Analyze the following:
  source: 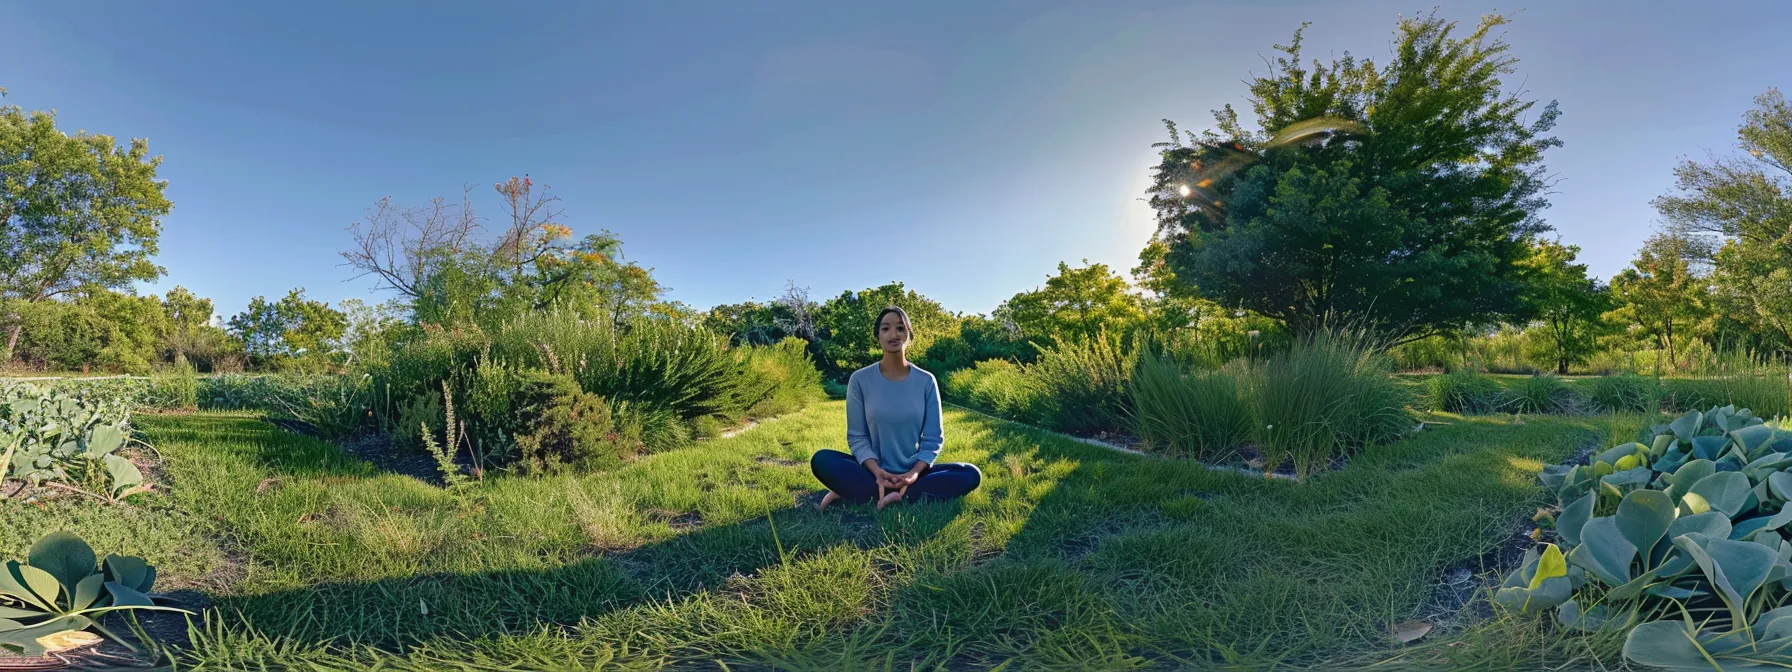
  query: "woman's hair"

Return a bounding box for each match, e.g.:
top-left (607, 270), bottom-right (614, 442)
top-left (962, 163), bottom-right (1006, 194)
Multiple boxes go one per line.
top-left (875, 306), bottom-right (914, 344)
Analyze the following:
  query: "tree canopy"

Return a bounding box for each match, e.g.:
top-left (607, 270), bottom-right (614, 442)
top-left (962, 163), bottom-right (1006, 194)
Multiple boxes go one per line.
top-left (1656, 89), bottom-right (1792, 355)
top-left (1146, 13), bottom-right (1559, 342)
top-left (0, 103), bottom-right (171, 359)
top-left (997, 260), bottom-right (1143, 345)
top-left (1517, 239), bottom-right (1609, 374)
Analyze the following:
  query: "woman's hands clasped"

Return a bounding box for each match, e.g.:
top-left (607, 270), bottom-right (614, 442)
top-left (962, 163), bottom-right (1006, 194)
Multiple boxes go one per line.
top-left (865, 459), bottom-right (925, 510)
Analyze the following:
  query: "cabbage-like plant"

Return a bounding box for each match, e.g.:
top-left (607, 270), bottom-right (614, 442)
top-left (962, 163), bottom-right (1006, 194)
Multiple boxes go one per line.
top-left (1513, 404), bottom-right (1792, 668)
top-left (1, 383), bottom-right (143, 499)
top-left (0, 532), bottom-right (187, 656)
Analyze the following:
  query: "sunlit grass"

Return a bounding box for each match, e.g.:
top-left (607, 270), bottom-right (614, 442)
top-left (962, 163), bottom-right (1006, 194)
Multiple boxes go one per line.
top-left (9, 402), bottom-right (1651, 668)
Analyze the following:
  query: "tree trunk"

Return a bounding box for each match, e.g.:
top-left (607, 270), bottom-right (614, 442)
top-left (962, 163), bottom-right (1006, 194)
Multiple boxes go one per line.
top-left (2, 322), bottom-right (20, 363)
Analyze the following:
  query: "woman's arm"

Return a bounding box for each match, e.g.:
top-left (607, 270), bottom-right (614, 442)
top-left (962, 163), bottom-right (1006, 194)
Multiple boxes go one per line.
top-left (846, 374), bottom-right (877, 465)
top-left (914, 374), bottom-right (944, 466)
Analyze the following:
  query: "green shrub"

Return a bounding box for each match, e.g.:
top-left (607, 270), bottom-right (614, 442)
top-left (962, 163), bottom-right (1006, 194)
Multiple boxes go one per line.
top-left (728, 338), bottom-right (824, 421)
top-left (1127, 352), bottom-right (1249, 459)
top-left (943, 359), bottom-right (1047, 425)
top-left (1029, 333), bottom-right (1136, 435)
top-left (1587, 374), bottom-right (1660, 413)
top-left (490, 313), bottom-right (744, 422)
top-left (509, 372), bottom-right (654, 474)
top-left (1510, 405), bottom-right (1792, 669)
top-left (1389, 333), bottom-right (1460, 372)
top-left (1247, 330), bottom-right (1409, 478)
top-left (1662, 371), bottom-right (1792, 419)
top-left (273, 374), bottom-right (373, 441)
top-left (145, 361), bottom-right (200, 410)
top-left (1427, 369), bottom-right (1507, 413)
top-left (392, 390), bottom-right (444, 452)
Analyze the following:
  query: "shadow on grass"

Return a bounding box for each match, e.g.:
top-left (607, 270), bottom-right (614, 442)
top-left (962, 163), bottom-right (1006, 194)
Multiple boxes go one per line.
top-left (202, 463), bottom-right (970, 654)
top-left (163, 409), bottom-right (1607, 669)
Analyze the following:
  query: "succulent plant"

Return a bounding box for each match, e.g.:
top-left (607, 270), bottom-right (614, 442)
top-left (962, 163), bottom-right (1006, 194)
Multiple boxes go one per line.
top-left (1514, 404), bottom-right (1792, 668)
top-left (0, 532), bottom-right (186, 656)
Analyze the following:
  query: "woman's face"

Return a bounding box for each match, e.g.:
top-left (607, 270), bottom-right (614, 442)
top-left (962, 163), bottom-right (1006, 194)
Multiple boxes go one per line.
top-left (877, 313), bottom-right (909, 354)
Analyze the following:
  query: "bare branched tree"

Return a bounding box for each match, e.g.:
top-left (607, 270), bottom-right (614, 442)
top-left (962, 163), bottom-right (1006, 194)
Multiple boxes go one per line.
top-left (341, 186), bottom-right (483, 298)
top-left (491, 175), bottom-right (566, 272)
top-left (775, 280), bottom-right (818, 341)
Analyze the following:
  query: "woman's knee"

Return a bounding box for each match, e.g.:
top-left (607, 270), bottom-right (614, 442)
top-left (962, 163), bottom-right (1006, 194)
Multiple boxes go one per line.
top-left (960, 463), bottom-right (983, 490)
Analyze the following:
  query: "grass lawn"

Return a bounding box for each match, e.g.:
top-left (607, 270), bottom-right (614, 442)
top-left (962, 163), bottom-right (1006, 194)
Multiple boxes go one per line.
top-left (1, 402), bottom-right (1644, 670)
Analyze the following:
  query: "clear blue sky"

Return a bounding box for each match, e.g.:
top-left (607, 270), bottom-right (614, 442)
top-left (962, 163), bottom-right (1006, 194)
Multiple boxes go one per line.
top-left (5, 1), bottom-right (1788, 320)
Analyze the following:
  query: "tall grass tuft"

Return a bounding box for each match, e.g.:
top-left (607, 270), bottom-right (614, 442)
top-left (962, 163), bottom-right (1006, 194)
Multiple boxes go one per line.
top-left (1509, 374), bottom-right (1573, 414)
top-left (1427, 369), bottom-right (1507, 414)
top-left (1587, 374), bottom-right (1659, 413)
top-left (1128, 352), bottom-right (1250, 459)
top-left (1029, 333), bottom-right (1137, 435)
top-left (1247, 329), bottom-right (1409, 478)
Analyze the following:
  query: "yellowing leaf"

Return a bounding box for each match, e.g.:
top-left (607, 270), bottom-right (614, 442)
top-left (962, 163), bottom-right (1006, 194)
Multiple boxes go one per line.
top-left (1681, 491), bottom-right (1711, 516)
top-left (1530, 544), bottom-right (1567, 590)
top-left (1615, 453), bottom-right (1641, 471)
top-left (36, 629), bottom-right (101, 653)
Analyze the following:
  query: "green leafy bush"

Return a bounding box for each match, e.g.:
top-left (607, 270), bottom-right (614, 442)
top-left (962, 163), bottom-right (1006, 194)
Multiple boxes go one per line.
top-left (1247, 330), bottom-right (1410, 477)
top-left (1427, 369), bottom-right (1507, 413)
top-left (1587, 374), bottom-right (1660, 413)
top-left (507, 371), bottom-right (657, 474)
top-left (1, 382), bottom-right (142, 499)
top-left (727, 338), bottom-right (824, 421)
top-left (1513, 405), bottom-right (1792, 668)
top-left (1028, 333), bottom-right (1137, 435)
top-left (489, 313), bottom-right (744, 422)
top-left (943, 359), bottom-right (1047, 425)
top-left (0, 531), bottom-right (184, 656)
top-left (1128, 352), bottom-right (1250, 459)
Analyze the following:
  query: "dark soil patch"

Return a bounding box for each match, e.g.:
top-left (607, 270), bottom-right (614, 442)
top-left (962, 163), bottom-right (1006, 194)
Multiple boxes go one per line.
top-left (646, 509), bottom-right (704, 531)
top-left (0, 589), bottom-right (210, 670)
top-left (335, 433), bottom-right (443, 484)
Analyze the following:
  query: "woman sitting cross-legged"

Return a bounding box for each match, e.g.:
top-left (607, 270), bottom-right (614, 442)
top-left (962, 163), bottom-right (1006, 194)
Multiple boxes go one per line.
top-left (812, 306), bottom-right (982, 511)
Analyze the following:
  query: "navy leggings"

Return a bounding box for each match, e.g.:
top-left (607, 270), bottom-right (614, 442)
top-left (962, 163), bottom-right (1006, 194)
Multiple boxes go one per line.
top-left (810, 450), bottom-right (982, 505)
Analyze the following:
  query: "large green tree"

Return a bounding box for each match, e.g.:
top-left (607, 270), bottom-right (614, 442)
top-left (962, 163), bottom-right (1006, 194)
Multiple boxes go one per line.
top-left (1604, 234), bottom-right (1713, 373)
top-left (159, 285), bottom-right (242, 370)
top-left (1655, 89), bottom-right (1792, 354)
top-left (0, 97), bottom-right (171, 360)
top-left (1517, 239), bottom-right (1610, 374)
top-left (813, 283), bottom-right (955, 376)
top-left (1145, 13), bottom-right (1559, 342)
top-left (228, 288), bottom-right (349, 370)
top-left (996, 260), bottom-right (1143, 345)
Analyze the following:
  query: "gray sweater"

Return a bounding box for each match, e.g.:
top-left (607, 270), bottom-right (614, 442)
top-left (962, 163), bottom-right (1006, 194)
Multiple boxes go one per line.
top-left (846, 362), bottom-right (944, 470)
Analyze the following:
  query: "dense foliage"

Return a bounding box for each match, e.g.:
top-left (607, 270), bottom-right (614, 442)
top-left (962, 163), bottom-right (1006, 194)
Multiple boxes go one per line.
top-left (1507, 406), bottom-right (1792, 668)
top-left (1, 101), bottom-right (171, 365)
top-left (0, 381), bottom-right (142, 500)
top-left (1147, 14), bottom-right (1559, 340)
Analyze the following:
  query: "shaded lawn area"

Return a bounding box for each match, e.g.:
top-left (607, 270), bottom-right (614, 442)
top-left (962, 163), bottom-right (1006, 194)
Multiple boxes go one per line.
top-left (3, 403), bottom-right (1641, 670)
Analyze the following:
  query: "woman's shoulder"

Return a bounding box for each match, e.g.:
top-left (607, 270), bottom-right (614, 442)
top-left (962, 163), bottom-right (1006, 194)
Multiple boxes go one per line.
top-left (908, 364), bottom-right (938, 385)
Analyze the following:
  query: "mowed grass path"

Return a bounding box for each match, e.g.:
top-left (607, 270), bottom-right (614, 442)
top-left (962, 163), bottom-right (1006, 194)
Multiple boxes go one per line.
top-left (4, 403), bottom-right (1634, 670)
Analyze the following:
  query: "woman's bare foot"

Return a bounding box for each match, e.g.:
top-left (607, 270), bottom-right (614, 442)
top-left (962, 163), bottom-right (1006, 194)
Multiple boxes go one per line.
top-left (817, 491), bottom-right (841, 513)
top-left (876, 488), bottom-right (906, 510)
